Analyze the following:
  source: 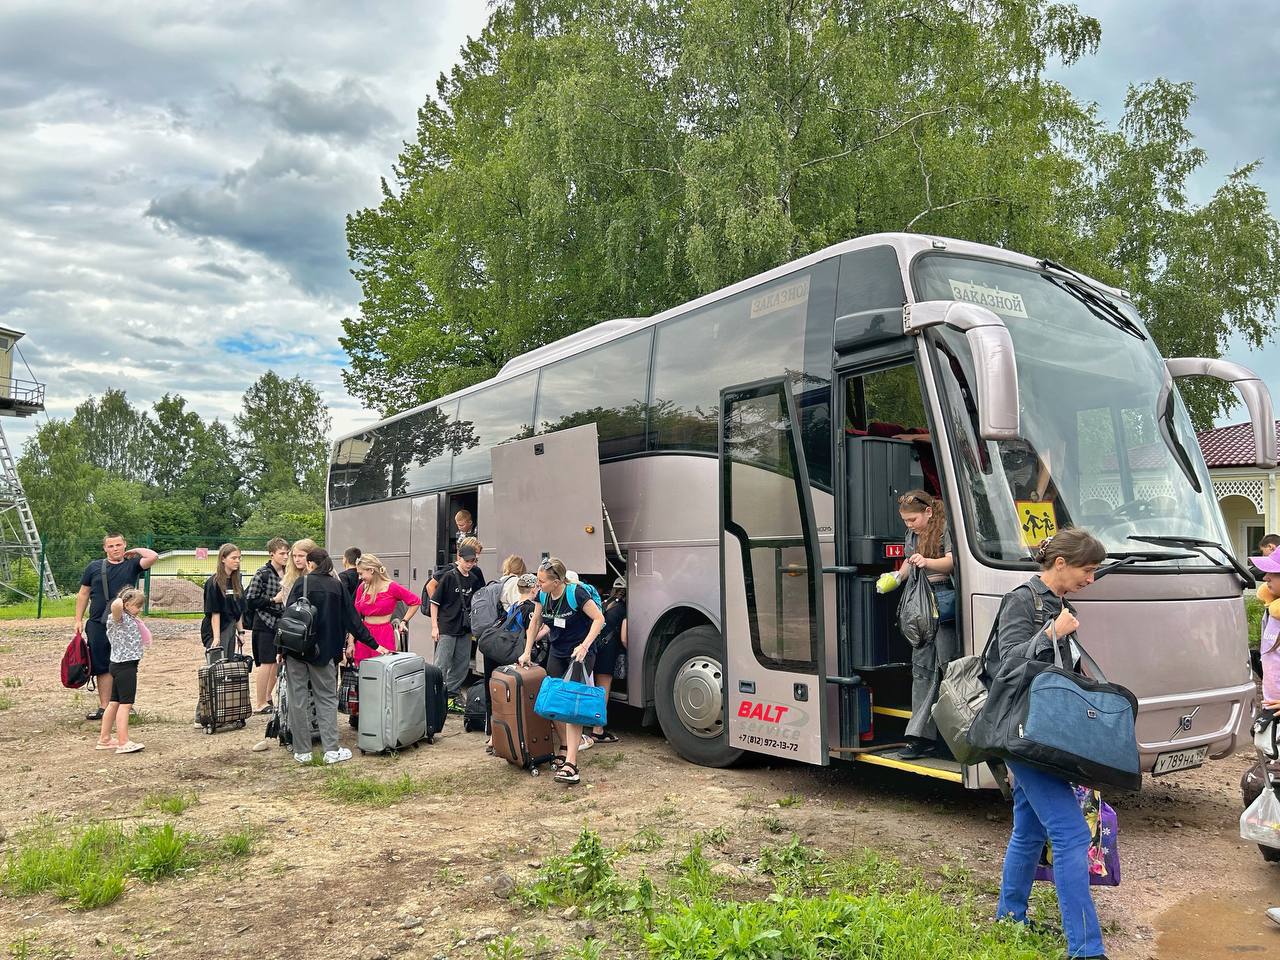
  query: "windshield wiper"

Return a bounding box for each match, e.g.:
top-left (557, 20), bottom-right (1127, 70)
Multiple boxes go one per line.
top-left (1095, 549), bottom-right (1197, 580)
top-left (1128, 535), bottom-right (1254, 588)
top-left (1039, 260), bottom-right (1147, 341)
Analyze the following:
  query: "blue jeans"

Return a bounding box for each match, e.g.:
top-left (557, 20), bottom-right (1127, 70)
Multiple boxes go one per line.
top-left (998, 760), bottom-right (1105, 958)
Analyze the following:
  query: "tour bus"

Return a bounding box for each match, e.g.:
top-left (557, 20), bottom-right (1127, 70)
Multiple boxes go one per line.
top-left (327, 232), bottom-right (1275, 788)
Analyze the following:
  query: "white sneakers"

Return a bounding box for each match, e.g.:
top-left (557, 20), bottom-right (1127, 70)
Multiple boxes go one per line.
top-left (1267, 906), bottom-right (1280, 926)
top-left (294, 748), bottom-right (354, 764)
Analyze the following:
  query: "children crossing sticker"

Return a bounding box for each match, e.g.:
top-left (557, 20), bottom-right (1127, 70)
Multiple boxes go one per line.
top-left (948, 279), bottom-right (1029, 318)
top-left (1016, 500), bottom-right (1058, 546)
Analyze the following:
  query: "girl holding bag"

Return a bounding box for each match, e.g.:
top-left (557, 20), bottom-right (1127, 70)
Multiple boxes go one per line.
top-left (993, 529), bottom-right (1107, 960)
top-left (894, 490), bottom-right (956, 760)
top-left (518, 557), bottom-right (605, 785)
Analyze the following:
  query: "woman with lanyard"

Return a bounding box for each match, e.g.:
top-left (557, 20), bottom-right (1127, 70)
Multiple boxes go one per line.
top-left (518, 557), bottom-right (605, 785)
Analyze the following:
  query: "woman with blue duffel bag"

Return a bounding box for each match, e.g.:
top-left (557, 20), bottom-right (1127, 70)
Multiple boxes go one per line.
top-left (985, 528), bottom-right (1111, 960)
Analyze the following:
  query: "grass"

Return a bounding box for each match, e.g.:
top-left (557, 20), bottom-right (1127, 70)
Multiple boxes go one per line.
top-left (0, 693), bottom-right (12, 711)
top-left (2, 817), bottom-right (256, 910)
top-left (141, 790), bottom-right (197, 816)
top-left (1248, 594), bottom-right (1263, 648)
top-left (0, 597), bottom-right (201, 621)
top-left (592, 750), bottom-right (627, 771)
top-left (776, 792), bottom-right (803, 808)
top-left (318, 769), bottom-right (462, 805)
top-left (1, 677), bottom-right (21, 688)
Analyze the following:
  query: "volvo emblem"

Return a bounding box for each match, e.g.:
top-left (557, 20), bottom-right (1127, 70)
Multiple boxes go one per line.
top-left (1171, 706), bottom-right (1200, 739)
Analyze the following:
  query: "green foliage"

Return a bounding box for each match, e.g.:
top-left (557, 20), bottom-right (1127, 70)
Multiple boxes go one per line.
top-left (141, 791), bottom-right (197, 816)
top-left (626, 825), bottom-right (665, 853)
top-left (775, 793), bottom-right (803, 808)
top-left (216, 824), bottom-right (260, 860)
top-left (344, 0), bottom-right (1280, 430)
top-left (233, 371), bottom-right (333, 501)
top-left (757, 835), bottom-right (824, 891)
top-left (322, 771), bottom-right (417, 804)
top-left (2, 818), bottom-right (256, 911)
top-left (484, 938), bottom-right (526, 960)
top-left (1247, 594), bottom-right (1263, 649)
top-left (238, 487), bottom-right (326, 544)
top-left (668, 837), bottom-right (721, 900)
top-left (0, 692), bottom-right (12, 711)
top-left (518, 829), bottom-right (651, 919)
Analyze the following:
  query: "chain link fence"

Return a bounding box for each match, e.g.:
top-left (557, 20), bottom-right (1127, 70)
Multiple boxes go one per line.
top-left (4, 534), bottom-right (325, 618)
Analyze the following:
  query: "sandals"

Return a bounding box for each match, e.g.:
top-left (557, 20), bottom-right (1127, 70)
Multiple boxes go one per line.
top-left (553, 761), bottom-right (580, 785)
top-left (115, 741), bottom-right (145, 755)
top-left (591, 730), bottom-right (620, 744)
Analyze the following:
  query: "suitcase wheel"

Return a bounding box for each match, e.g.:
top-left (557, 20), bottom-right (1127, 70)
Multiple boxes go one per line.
top-left (427, 735), bottom-right (435, 744)
top-left (530, 767), bottom-right (540, 777)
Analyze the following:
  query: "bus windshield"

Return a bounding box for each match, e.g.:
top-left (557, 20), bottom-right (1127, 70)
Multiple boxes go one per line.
top-left (913, 254), bottom-right (1228, 566)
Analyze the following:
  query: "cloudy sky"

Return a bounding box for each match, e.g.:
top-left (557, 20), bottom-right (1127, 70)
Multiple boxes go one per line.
top-left (3, 1), bottom-right (1279, 457)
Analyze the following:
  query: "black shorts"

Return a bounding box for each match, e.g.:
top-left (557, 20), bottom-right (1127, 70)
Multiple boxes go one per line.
top-left (593, 630), bottom-right (623, 677)
top-left (252, 626), bottom-right (278, 666)
top-left (85, 619), bottom-right (111, 676)
top-left (546, 650), bottom-right (597, 685)
top-left (109, 659), bottom-right (139, 705)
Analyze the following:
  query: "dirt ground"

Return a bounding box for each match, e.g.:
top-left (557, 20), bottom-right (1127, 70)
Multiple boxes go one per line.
top-left (0, 617), bottom-right (1275, 960)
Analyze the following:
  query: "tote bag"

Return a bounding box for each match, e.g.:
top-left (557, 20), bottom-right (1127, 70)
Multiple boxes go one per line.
top-left (534, 660), bottom-right (607, 728)
top-left (969, 624), bottom-right (1141, 792)
top-left (1035, 785), bottom-right (1121, 887)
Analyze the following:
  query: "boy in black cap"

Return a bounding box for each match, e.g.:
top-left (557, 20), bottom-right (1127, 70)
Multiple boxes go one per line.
top-left (431, 539), bottom-right (485, 709)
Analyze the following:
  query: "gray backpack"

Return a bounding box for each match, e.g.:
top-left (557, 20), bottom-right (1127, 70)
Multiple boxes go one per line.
top-left (469, 578), bottom-right (508, 634)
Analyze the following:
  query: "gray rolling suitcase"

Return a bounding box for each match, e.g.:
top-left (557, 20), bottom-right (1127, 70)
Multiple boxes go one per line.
top-left (358, 652), bottom-right (428, 754)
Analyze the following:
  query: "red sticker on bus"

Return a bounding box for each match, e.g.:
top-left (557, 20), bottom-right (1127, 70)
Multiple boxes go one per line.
top-left (884, 544), bottom-right (905, 558)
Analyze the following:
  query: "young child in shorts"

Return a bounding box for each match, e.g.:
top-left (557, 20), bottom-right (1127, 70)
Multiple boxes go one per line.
top-left (97, 586), bottom-right (151, 754)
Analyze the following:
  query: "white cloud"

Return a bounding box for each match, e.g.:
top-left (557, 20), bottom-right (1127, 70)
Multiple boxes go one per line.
top-left (0, 0), bottom-right (491, 456)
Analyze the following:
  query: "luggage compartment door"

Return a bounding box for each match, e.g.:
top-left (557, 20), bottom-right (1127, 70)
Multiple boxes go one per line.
top-left (721, 378), bottom-right (828, 765)
top-left (406, 493), bottom-right (438, 659)
top-left (490, 423), bottom-right (607, 575)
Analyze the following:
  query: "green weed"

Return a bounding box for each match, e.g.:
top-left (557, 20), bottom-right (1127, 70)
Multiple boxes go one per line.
top-left (484, 936), bottom-right (526, 959)
top-left (559, 942), bottom-right (604, 960)
top-left (704, 825), bottom-right (730, 847)
top-left (518, 829), bottom-right (651, 919)
top-left (0, 645), bottom-right (13, 654)
top-left (592, 751), bottom-right (627, 772)
top-left (7, 934), bottom-right (33, 959)
top-left (652, 803), bottom-right (679, 821)
top-left (129, 711), bottom-right (176, 726)
top-left (3, 818), bottom-right (255, 910)
top-left (1, 677), bottom-right (21, 688)
top-left (757, 835), bottom-right (824, 892)
top-left (668, 836), bottom-right (721, 900)
top-left (0, 693), bottom-right (12, 711)
top-left (216, 824), bottom-right (259, 859)
top-left (760, 814), bottom-right (784, 834)
top-left (626, 825), bottom-right (665, 853)
top-left (322, 770), bottom-right (419, 804)
top-left (776, 792), bottom-right (803, 808)
top-left (142, 790), bottom-right (197, 816)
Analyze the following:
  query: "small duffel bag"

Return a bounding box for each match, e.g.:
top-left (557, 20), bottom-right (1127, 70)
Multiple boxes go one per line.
top-left (533, 660), bottom-right (607, 728)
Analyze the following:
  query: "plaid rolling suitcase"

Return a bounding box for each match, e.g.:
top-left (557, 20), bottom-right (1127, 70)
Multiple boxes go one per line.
top-left (196, 658), bottom-right (251, 733)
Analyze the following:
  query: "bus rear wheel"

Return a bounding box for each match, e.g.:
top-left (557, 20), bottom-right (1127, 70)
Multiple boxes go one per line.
top-left (654, 625), bottom-right (743, 768)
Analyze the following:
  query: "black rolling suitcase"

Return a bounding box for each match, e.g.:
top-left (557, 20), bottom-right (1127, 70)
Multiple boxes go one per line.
top-left (463, 679), bottom-right (487, 732)
top-left (424, 662), bottom-right (448, 743)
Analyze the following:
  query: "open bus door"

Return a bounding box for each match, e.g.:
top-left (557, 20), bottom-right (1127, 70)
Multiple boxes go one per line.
top-left (720, 378), bottom-right (828, 765)
top-left (490, 422), bottom-right (607, 575)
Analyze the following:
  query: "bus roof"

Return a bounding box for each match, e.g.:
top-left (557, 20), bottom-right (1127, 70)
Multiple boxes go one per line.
top-left (333, 232), bottom-right (1126, 444)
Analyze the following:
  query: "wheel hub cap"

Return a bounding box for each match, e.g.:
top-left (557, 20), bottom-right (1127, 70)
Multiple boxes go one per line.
top-left (673, 656), bottom-right (724, 739)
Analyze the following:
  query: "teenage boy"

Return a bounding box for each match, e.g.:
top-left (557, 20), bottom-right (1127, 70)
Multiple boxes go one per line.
top-left (339, 546), bottom-right (362, 598)
top-left (454, 509), bottom-right (475, 545)
top-left (74, 533), bottom-right (159, 719)
top-left (431, 539), bottom-right (485, 709)
top-left (245, 537), bottom-right (289, 713)
top-left (1260, 535), bottom-right (1280, 558)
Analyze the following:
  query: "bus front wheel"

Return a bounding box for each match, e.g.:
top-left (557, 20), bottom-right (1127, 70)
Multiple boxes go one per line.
top-left (654, 625), bottom-right (743, 768)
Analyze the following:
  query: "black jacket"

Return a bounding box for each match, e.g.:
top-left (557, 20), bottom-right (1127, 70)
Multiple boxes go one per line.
top-left (287, 573), bottom-right (373, 665)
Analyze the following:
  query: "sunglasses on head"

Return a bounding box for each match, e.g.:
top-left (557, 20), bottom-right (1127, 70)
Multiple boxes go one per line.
top-left (898, 494), bottom-right (931, 507)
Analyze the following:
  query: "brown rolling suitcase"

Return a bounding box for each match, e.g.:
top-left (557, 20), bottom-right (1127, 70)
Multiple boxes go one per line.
top-left (489, 664), bottom-right (557, 775)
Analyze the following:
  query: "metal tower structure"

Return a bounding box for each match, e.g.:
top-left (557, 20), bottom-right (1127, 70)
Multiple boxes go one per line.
top-left (0, 325), bottom-right (57, 600)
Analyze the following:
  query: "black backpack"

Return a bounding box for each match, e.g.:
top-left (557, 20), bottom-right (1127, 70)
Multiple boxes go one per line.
top-left (275, 575), bottom-right (317, 658)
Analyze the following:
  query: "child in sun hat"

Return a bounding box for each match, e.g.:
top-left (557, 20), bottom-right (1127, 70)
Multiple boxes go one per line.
top-left (1253, 552), bottom-right (1280, 709)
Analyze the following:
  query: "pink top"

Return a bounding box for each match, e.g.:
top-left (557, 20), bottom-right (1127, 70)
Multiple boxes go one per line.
top-left (353, 580), bottom-right (421, 664)
top-left (1263, 612), bottom-right (1280, 703)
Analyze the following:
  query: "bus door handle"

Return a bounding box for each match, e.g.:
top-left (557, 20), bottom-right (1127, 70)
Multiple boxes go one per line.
top-left (822, 566), bottom-right (858, 575)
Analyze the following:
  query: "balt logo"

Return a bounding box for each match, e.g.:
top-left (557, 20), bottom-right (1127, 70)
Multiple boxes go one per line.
top-left (884, 544), bottom-right (905, 558)
top-left (737, 699), bottom-right (790, 723)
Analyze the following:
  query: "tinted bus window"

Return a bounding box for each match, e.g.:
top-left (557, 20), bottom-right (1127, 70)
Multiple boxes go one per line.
top-left (534, 330), bottom-right (652, 459)
top-left (401, 400), bottom-right (461, 493)
top-left (452, 373), bottom-right (539, 484)
top-left (651, 262), bottom-right (836, 480)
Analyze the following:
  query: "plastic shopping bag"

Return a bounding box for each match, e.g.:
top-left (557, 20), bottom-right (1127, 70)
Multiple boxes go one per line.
top-left (1241, 783), bottom-right (1280, 849)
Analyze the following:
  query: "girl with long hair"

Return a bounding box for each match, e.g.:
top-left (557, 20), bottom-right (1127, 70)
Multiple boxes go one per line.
top-left (352, 553), bottom-right (419, 664)
top-left (895, 490), bottom-right (955, 759)
top-left (202, 543), bottom-right (244, 660)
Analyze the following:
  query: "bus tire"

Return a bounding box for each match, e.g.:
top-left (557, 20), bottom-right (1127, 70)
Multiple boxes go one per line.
top-left (654, 625), bottom-right (743, 768)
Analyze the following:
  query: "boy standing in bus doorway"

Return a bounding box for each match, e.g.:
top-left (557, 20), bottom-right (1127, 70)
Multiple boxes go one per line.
top-left (454, 510), bottom-right (476, 547)
top-left (431, 540), bottom-right (485, 710)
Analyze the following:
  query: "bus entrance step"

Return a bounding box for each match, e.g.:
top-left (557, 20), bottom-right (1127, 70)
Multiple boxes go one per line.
top-left (854, 751), bottom-right (964, 783)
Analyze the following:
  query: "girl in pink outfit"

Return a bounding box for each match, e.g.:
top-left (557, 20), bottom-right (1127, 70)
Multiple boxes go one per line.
top-left (352, 554), bottom-right (421, 664)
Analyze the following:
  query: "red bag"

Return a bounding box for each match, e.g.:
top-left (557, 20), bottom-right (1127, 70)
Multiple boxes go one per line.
top-left (60, 630), bottom-right (93, 689)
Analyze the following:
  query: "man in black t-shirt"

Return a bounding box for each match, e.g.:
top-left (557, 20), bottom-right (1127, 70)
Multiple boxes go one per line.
top-left (74, 533), bottom-right (159, 719)
top-left (339, 546), bottom-right (362, 599)
top-left (430, 541), bottom-right (485, 706)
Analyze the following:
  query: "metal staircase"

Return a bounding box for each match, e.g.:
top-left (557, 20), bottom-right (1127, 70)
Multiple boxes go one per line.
top-left (0, 418), bottom-right (57, 599)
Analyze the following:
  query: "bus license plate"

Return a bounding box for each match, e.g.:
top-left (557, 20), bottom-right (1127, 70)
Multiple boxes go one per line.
top-left (1152, 745), bottom-right (1208, 776)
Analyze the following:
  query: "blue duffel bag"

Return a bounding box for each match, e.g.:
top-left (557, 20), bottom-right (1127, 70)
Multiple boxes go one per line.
top-left (968, 626), bottom-right (1141, 792)
top-left (534, 660), bottom-right (607, 728)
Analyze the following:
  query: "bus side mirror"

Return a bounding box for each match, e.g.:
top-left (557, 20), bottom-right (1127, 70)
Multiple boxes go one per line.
top-left (904, 300), bottom-right (1020, 441)
top-left (1166, 357), bottom-right (1277, 468)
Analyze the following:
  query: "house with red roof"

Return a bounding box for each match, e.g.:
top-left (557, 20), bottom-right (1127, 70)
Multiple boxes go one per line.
top-left (1196, 420), bottom-right (1280, 556)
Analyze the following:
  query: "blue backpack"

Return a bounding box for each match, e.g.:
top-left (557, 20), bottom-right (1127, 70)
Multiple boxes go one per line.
top-left (565, 580), bottom-right (602, 612)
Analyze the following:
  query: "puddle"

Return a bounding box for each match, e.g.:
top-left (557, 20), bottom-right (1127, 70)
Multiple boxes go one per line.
top-left (1154, 888), bottom-right (1276, 958)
